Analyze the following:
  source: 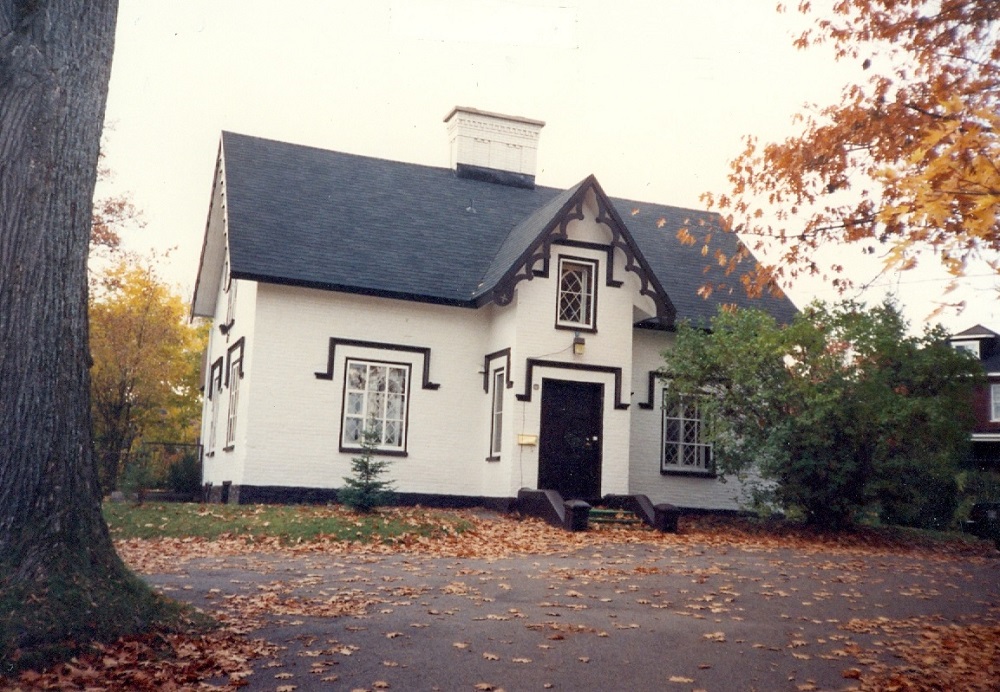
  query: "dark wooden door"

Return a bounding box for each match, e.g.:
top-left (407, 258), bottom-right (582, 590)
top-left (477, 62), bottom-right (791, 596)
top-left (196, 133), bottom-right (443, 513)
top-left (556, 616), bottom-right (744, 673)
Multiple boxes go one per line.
top-left (538, 379), bottom-right (603, 501)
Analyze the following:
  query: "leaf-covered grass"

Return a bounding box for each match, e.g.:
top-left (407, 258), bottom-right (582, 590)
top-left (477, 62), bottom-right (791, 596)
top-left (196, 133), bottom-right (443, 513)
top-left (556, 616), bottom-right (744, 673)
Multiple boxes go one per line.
top-left (103, 502), bottom-right (474, 543)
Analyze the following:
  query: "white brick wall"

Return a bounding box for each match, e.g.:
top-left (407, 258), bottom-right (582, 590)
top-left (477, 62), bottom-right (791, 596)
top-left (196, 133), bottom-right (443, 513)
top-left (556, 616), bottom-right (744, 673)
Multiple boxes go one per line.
top-left (200, 260), bottom-right (257, 487)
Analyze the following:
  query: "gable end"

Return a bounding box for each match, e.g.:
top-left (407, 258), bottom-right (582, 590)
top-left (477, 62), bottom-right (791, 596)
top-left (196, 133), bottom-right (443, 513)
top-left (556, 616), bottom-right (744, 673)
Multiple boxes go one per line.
top-left (482, 176), bottom-right (676, 326)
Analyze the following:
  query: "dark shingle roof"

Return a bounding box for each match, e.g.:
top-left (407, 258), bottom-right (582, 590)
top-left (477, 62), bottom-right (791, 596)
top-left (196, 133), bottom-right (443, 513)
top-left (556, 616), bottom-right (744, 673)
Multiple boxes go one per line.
top-left (220, 131), bottom-right (798, 325)
top-left (951, 324), bottom-right (1000, 340)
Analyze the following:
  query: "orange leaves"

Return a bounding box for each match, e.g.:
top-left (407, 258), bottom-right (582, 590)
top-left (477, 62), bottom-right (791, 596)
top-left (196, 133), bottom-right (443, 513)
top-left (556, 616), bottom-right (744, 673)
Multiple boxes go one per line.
top-left (842, 617), bottom-right (1000, 690)
top-left (703, 0), bottom-right (1000, 296)
top-left (8, 629), bottom-right (277, 691)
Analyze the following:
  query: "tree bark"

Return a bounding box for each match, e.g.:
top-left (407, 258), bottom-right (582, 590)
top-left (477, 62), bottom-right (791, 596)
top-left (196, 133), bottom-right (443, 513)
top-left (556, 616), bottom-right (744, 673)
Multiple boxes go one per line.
top-left (0, 0), bottom-right (175, 666)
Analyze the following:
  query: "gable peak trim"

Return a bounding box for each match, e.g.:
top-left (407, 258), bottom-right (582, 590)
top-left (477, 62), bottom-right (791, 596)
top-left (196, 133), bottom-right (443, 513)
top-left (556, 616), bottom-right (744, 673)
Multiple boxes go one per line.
top-left (487, 176), bottom-right (676, 325)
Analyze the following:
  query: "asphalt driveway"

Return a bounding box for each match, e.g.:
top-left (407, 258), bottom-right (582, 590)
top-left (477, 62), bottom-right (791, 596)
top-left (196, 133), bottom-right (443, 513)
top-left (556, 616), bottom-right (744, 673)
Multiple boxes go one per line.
top-left (144, 529), bottom-right (1000, 691)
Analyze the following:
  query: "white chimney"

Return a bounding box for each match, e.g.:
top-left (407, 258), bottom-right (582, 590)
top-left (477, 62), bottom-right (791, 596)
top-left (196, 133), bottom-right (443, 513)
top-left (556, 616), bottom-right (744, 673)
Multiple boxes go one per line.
top-left (444, 106), bottom-right (545, 188)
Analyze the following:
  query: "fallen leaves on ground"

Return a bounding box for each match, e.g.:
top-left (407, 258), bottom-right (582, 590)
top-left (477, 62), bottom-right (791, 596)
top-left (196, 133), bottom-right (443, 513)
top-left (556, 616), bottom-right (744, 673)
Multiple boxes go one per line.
top-left (6, 628), bottom-right (277, 690)
top-left (6, 509), bottom-right (996, 690)
top-left (842, 616), bottom-right (1000, 691)
top-left (115, 510), bottom-right (998, 576)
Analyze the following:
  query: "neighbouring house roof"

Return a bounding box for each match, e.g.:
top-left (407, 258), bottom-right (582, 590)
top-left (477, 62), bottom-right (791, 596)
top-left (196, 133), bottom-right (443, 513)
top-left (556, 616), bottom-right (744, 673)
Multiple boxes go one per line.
top-left (951, 324), bottom-right (1000, 341)
top-left (195, 131), bottom-right (798, 326)
top-left (950, 324), bottom-right (1000, 374)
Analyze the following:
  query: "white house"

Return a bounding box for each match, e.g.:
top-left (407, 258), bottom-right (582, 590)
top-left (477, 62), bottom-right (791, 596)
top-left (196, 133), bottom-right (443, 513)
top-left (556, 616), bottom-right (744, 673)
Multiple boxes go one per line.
top-left (191, 107), bottom-right (798, 513)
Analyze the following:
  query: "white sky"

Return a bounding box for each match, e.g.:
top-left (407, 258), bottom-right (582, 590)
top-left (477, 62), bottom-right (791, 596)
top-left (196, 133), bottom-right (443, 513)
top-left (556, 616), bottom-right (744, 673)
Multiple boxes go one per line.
top-left (99, 0), bottom-right (999, 333)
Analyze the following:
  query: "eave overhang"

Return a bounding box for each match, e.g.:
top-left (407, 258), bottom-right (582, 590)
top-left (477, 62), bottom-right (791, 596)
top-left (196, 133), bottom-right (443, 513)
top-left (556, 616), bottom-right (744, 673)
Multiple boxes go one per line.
top-left (190, 141), bottom-right (228, 319)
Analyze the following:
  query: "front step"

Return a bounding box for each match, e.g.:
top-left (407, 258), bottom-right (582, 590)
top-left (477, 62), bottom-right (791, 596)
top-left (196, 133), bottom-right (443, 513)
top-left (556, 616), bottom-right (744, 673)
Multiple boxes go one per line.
top-left (588, 507), bottom-right (642, 526)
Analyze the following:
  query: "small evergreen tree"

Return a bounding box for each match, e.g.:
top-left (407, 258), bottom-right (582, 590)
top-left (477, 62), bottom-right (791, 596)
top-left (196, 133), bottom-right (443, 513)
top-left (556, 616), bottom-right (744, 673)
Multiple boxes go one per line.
top-left (339, 424), bottom-right (395, 513)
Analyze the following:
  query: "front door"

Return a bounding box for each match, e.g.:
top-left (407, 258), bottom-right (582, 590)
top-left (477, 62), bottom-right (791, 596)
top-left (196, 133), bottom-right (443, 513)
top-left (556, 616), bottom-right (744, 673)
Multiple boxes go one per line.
top-left (538, 379), bottom-right (603, 501)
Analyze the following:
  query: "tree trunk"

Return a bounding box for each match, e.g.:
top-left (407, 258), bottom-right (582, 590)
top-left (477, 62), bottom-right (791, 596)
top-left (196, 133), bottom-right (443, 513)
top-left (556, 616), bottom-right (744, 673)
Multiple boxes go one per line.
top-left (0, 1), bottom-right (178, 667)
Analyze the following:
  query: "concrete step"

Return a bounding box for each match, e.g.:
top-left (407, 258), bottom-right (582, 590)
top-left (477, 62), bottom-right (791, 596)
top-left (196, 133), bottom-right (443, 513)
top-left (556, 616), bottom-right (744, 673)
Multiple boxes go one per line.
top-left (588, 508), bottom-right (642, 525)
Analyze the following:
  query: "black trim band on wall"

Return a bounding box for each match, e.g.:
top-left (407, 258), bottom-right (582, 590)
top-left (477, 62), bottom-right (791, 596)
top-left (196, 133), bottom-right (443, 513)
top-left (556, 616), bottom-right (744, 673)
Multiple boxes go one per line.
top-left (208, 357), bottom-right (224, 400)
top-left (483, 347), bottom-right (514, 392)
top-left (314, 337), bottom-right (440, 390)
top-left (224, 337), bottom-right (245, 386)
top-left (514, 358), bottom-right (629, 410)
top-left (553, 239), bottom-right (624, 288)
top-left (638, 371), bottom-right (658, 409)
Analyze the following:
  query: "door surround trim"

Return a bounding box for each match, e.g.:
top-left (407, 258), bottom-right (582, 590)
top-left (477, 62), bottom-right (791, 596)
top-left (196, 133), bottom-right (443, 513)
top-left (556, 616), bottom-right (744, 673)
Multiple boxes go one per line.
top-left (514, 359), bottom-right (630, 410)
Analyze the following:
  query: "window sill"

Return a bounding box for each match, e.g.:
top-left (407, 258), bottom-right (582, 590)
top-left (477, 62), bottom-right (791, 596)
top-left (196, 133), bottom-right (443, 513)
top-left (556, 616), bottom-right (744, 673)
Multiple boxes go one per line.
top-left (205, 451), bottom-right (215, 458)
top-left (555, 323), bottom-right (597, 334)
top-left (222, 444), bottom-right (235, 452)
top-left (339, 446), bottom-right (408, 458)
top-left (485, 455), bottom-right (500, 462)
top-left (660, 468), bottom-right (716, 479)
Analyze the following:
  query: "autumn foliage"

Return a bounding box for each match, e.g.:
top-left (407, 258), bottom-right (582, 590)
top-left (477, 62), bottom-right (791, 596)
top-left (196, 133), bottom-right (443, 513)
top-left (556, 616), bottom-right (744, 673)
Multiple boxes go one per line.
top-left (89, 259), bottom-right (207, 493)
top-left (700, 0), bottom-right (999, 301)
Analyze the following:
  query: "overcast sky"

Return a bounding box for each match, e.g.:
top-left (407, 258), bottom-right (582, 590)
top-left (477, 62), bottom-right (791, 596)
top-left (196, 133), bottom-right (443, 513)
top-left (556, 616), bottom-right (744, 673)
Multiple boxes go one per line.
top-left (99, 0), bottom-right (998, 332)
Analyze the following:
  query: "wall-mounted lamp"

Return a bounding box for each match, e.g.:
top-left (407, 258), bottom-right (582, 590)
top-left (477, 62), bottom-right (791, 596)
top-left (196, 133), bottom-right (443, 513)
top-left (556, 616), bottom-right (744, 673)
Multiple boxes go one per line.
top-left (572, 332), bottom-right (586, 356)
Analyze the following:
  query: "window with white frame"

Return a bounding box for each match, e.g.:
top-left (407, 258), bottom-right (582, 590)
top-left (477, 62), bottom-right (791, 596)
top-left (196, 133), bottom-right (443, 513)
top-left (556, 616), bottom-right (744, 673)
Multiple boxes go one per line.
top-left (661, 390), bottom-right (713, 473)
top-left (226, 276), bottom-right (238, 327)
top-left (225, 358), bottom-right (241, 448)
top-left (556, 257), bottom-right (596, 329)
top-left (207, 358), bottom-right (223, 454)
top-left (342, 360), bottom-right (410, 451)
top-left (489, 367), bottom-right (505, 458)
top-left (224, 339), bottom-right (244, 449)
top-left (953, 340), bottom-right (980, 358)
top-left (992, 383), bottom-right (1000, 422)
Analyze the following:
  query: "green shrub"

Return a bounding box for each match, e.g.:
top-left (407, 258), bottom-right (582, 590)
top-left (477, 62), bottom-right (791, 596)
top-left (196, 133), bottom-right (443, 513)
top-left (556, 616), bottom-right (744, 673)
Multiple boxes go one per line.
top-left (338, 424), bottom-right (395, 513)
top-left (167, 452), bottom-right (202, 496)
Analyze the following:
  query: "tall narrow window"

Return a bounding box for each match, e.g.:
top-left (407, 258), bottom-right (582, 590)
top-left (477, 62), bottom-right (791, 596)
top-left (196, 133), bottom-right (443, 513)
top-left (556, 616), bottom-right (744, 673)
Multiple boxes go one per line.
top-left (224, 340), bottom-right (244, 449)
top-left (207, 358), bottom-right (223, 454)
top-left (661, 391), bottom-right (712, 474)
top-left (225, 358), bottom-right (241, 448)
top-left (226, 277), bottom-right (238, 327)
top-left (992, 383), bottom-right (1000, 422)
top-left (557, 257), bottom-right (596, 330)
top-left (342, 360), bottom-right (410, 451)
top-left (489, 368), bottom-right (505, 458)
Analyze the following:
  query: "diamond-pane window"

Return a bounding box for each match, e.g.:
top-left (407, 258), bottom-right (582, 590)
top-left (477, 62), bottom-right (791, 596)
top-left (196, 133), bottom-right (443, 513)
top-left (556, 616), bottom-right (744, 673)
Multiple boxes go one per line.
top-left (661, 390), bottom-right (712, 473)
top-left (342, 360), bottom-right (410, 451)
top-left (557, 258), bottom-right (596, 329)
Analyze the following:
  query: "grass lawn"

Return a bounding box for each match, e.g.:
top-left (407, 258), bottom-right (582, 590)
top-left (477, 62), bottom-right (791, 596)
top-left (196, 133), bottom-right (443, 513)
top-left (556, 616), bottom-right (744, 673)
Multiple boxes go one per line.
top-left (103, 502), bottom-right (474, 543)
